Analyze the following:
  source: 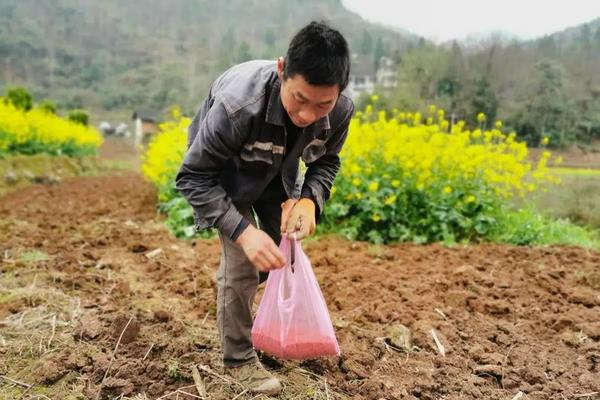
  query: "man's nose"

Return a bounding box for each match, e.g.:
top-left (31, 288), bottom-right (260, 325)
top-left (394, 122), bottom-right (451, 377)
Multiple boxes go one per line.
top-left (298, 107), bottom-right (316, 125)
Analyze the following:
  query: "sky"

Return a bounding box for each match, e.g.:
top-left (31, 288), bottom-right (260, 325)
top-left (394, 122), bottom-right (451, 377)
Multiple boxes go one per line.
top-left (341, 0), bottom-right (600, 43)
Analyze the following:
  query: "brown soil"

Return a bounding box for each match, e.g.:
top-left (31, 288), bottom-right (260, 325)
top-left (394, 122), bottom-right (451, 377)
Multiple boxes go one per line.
top-left (1, 173), bottom-right (599, 399)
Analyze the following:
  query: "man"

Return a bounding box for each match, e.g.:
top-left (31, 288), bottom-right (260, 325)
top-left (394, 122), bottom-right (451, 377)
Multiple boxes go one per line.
top-left (176, 21), bottom-right (353, 395)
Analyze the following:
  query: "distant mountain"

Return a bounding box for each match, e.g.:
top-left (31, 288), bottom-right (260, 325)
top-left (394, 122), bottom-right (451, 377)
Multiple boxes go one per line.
top-left (534, 17), bottom-right (600, 48)
top-left (0, 0), bottom-right (419, 122)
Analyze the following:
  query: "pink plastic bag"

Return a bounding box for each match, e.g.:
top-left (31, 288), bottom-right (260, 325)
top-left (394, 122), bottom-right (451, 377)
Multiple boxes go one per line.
top-left (251, 235), bottom-right (340, 360)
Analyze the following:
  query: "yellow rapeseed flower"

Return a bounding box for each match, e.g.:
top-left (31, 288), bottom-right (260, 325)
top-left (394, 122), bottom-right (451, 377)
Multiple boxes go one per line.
top-left (0, 101), bottom-right (102, 155)
top-left (368, 181), bottom-right (379, 192)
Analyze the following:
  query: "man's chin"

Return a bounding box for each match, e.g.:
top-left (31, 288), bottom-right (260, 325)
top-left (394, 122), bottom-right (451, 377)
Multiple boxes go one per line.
top-left (292, 119), bottom-right (311, 128)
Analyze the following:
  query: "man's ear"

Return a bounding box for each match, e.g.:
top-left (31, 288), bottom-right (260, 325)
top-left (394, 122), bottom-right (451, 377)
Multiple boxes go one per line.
top-left (276, 57), bottom-right (284, 80)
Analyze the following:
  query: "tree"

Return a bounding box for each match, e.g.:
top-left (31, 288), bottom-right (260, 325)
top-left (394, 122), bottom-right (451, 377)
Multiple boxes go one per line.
top-left (38, 99), bottom-right (56, 114)
top-left (236, 41), bottom-right (252, 64)
top-left (470, 77), bottom-right (498, 128)
top-left (594, 26), bottom-right (600, 53)
top-left (580, 23), bottom-right (592, 60)
top-left (510, 60), bottom-right (575, 146)
top-left (360, 29), bottom-right (373, 55)
top-left (437, 75), bottom-right (461, 98)
top-left (264, 28), bottom-right (276, 47)
top-left (68, 109), bottom-right (89, 126)
top-left (216, 27), bottom-right (237, 71)
top-left (373, 37), bottom-right (385, 70)
top-left (6, 86), bottom-right (32, 111)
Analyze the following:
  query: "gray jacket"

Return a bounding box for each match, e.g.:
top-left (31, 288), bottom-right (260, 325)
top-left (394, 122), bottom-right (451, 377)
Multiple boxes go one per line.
top-left (175, 60), bottom-right (354, 238)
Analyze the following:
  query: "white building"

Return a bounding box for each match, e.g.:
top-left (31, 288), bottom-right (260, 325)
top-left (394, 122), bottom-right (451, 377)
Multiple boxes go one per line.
top-left (346, 55), bottom-right (398, 100)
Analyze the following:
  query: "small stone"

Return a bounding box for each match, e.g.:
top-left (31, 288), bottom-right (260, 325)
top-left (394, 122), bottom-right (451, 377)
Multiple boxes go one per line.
top-left (385, 323), bottom-right (412, 351)
top-left (4, 170), bottom-right (18, 184)
top-left (480, 352), bottom-right (505, 365)
top-left (467, 344), bottom-right (485, 361)
top-left (578, 371), bottom-right (599, 388)
top-left (474, 364), bottom-right (503, 380)
top-left (560, 331), bottom-right (581, 348)
top-left (340, 359), bottom-right (369, 379)
top-left (154, 310), bottom-right (171, 322)
top-left (33, 360), bottom-right (67, 384)
top-left (569, 289), bottom-right (600, 307)
top-left (578, 322), bottom-right (600, 340)
top-left (129, 244), bottom-right (148, 253)
top-left (73, 314), bottom-right (103, 340)
top-left (485, 299), bottom-right (511, 315)
top-left (101, 378), bottom-right (134, 396)
top-left (23, 170), bottom-right (34, 181)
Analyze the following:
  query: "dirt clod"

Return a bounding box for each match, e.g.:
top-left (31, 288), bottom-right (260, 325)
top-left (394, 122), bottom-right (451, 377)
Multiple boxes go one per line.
top-left (112, 315), bottom-right (140, 344)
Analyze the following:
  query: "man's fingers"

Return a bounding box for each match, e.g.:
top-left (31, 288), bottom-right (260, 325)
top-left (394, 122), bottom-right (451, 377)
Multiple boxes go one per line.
top-left (268, 242), bottom-right (287, 268)
top-left (251, 256), bottom-right (268, 272)
top-left (260, 249), bottom-right (281, 270)
top-left (280, 208), bottom-right (291, 232)
top-left (294, 225), bottom-right (310, 241)
top-left (280, 200), bottom-right (297, 232)
top-left (286, 211), bottom-right (299, 234)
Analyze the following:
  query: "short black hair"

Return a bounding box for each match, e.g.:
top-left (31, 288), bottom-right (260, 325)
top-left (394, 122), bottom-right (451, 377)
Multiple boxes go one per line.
top-left (284, 21), bottom-right (350, 91)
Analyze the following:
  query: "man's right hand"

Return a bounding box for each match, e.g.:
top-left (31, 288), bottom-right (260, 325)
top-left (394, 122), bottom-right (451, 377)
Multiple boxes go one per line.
top-left (235, 225), bottom-right (286, 272)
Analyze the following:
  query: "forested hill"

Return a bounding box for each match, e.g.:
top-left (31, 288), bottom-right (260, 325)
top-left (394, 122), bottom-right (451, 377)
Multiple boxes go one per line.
top-left (0, 0), bottom-right (418, 118)
top-left (1, 1), bottom-right (599, 145)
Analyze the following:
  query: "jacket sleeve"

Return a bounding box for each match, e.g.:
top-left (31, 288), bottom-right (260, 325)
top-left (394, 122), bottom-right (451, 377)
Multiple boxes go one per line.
top-left (175, 98), bottom-right (249, 238)
top-left (301, 102), bottom-right (354, 218)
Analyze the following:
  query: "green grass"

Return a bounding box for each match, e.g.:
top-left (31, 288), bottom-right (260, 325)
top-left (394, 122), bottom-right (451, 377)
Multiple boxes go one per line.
top-left (18, 250), bottom-right (50, 263)
top-left (492, 206), bottom-right (600, 250)
top-left (529, 168), bottom-right (600, 229)
top-left (551, 167), bottom-right (600, 176)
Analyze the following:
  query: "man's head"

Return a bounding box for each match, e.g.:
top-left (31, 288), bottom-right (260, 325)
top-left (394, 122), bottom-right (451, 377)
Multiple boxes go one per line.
top-left (277, 21), bottom-right (350, 128)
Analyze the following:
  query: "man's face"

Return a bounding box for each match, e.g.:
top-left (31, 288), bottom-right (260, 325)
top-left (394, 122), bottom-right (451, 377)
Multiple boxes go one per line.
top-left (277, 58), bottom-right (339, 128)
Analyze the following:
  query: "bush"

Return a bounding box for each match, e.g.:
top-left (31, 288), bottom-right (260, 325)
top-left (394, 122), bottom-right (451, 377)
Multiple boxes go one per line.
top-left (5, 86), bottom-right (32, 111)
top-left (321, 103), bottom-right (559, 244)
top-left (67, 109), bottom-right (89, 126)
top-left (141, 107), bottom-right (214, 239)
top-left (38, 100), bottom-right (57, 114)
top-left (141, 101), bottom-right (598, 248)
top-left (0, 100), bottom-right (102, 156)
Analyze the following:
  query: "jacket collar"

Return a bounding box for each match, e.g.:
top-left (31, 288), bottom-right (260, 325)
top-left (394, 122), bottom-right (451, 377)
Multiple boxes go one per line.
top-left (265, 79), bottom-right (331, 130)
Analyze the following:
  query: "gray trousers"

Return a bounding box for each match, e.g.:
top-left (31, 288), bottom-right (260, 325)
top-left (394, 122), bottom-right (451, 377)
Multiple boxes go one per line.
top-left (216, 190), bottom-right (285, 368)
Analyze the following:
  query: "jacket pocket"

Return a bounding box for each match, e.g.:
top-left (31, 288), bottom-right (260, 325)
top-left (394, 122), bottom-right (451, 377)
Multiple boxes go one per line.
top-left (301, 138), bottom-right (327, 164)
top-left (239, 141), bottom-right (283, 170)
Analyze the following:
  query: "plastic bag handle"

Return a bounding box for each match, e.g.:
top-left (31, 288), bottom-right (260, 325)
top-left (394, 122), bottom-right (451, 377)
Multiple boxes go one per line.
top-left (278, 234), bottom-right (299, 306)
top-left (289, 233), bottom-right (296, 272)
